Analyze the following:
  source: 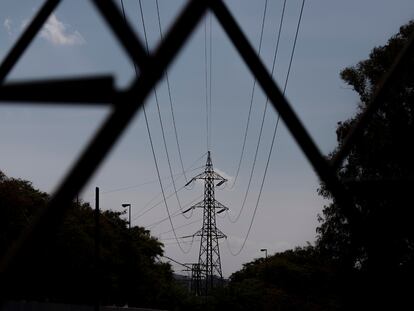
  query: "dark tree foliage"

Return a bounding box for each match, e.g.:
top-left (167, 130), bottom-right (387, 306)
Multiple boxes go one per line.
top-left (0, 171), bottom-right (188, 309)
top-left (317, 20), bottom-right (414, 308)
top-left (205, 246), bottom-right (343, 311)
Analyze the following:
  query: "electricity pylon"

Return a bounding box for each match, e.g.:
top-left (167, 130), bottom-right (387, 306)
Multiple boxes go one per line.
top-left (184, 151), bottom-right (228, 295)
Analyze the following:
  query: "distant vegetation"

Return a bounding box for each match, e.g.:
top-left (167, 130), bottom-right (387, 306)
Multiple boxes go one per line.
top-left (1, 19), bottom-right (413, 311)
top-left (202, 246), bottom-right (344, 311)
top-left (0, 170), bottom-right (191, 310)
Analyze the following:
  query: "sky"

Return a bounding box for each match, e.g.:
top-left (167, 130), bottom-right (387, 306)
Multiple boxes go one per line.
top-left (0, 0), bottom-right (413, 277)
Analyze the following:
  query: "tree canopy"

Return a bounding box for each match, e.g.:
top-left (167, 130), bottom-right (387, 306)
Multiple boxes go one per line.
top-left (0, 171), bottom-right (189, 309)
top-left (317, 20), bottom-right (414, 308)
top-left (204, 246), bottom-right (343, 311)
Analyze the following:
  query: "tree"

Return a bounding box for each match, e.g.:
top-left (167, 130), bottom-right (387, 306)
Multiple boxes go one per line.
top-left (208, 246), bottom-right (343, 311)
top-left (317, 20), bottom-right (414, 308)
top-left (0, 171), bottom-right (188, 309)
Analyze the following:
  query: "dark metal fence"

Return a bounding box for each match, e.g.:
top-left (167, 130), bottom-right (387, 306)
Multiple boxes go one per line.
top-left (0, 0), bottom-right (413, 290)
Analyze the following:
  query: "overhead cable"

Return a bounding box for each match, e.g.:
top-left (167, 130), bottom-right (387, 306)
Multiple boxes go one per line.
top-left (132, 185), bottom-right (185, 222)
top-left (157, 217), bottom-right (203, 236)
top-left (138, 0), bottom-right (191, 221)
top-left (227, 0), bottom-right (286, 223)
top-left (121, 0), bottom-right (189, 253)
top-left (155, 0), bottom-right (188, 182)
top-left (130, 154), bottom-right (207, 222)
top-left (146, 194), bottom-right (203, 229)
top-left (131, 166), bottom-right (205, 222)
top-left (204, 15), bottom-right (210, 151)
top-left (131, 152), bottom-right (207, 217)
top-left (102, 164), bottom-right (201, 195)
top-left (229, 0), bottom-right (269, 189)
top-left (209, 12), bottom-right (213, 151)
top-left (227, 0), bottom-right (306, 256)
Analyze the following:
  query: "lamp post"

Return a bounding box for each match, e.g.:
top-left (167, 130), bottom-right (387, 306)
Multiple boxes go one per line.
top-left (260, 248), bottom-right (268, 259)
top-left (122, 203), bottom-right (131, 229)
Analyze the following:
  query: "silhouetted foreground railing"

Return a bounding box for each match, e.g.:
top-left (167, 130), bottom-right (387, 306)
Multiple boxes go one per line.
top-left (0, 0), bottom-right (413, 303)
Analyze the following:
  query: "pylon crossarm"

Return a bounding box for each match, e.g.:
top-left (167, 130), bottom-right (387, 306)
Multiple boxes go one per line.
top-left (182, 206), bottom-right (195, 213)
top-left (188, 200), bottom-right (205, 210)
top-left (185, 174), bottom-right (205, 186)
top-left (215, 228), bottom-right (226, 239)
top-left (193, 228), bottom-right (203, 237)
top-left (184, 171), bottom-right (208, 185)
top-left (211, 171), bottom-right (227, 182)
top-left (180, 234), bottom-right (196, 239)
top-left (184, 178), bottom-right (194, 187)
top-left (214, 200), bottom-right (228, 210)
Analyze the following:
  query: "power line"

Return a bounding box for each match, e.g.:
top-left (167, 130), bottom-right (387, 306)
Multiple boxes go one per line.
top-left (157, 217), bottom-right (203, 236)
top-left (203, 12), bottom-right (214, 152)
top-left (130, 152), bottom-right (207, 217)
top-left (209, 12), bottom-right (213, 151)
top-left (229, 0), bottom-right (269, 190)
top-left (102, 164), bottom-right (201, 195)
top-left (227, 0), bottom-right (306, 256)
top-left (160, 255), bottom-right (191, 270)
top-left (155, 0), bottom-right (188, 183)
top-left (138, 0), bottom-right (191, 221)
top-left (226, 0), bottom-right (287, 223)
top-left (146, 194), bottom-right (203, 229)
top-left (150, 210), bottom-right (184, 230)
top-left (130, 164), bottom-right (205, 222)
top-left (129, 155), bottom-right (206, 222)
top-left (157, 235), bottom-right (193, 241)
top-left (204, 15), bottom-right (210, 151)
top-left (162, 238), bottom-right (199, 247)
top-left (145, 205), bottom-right (189, 230)
top-left (160, 235), bottom-right (196, 252)
top-left (121, 0), bottom-right (190, 254)
top-left (131, 184), bottom-right (185, 221)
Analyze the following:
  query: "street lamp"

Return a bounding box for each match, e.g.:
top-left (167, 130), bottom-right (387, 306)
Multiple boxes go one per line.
top-left (260, 248), bottom-right (268, 259)
top-left (122, 203), bottom-right (131, 229)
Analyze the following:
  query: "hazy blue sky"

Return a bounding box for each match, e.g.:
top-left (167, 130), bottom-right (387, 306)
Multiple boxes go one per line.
top-left (1, 0), bottom-right (413, 277)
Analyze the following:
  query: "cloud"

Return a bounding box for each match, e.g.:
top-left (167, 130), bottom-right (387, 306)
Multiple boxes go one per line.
top-left (4, 18), bottom-right (13, 35)
top-left (38, 13), bottom-right (85, 46)
top-left (215, 168), bottom-right (234, 184)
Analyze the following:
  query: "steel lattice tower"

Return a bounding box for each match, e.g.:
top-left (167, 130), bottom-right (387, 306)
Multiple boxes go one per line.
top-left (184, 151), bottom-right (228, 295)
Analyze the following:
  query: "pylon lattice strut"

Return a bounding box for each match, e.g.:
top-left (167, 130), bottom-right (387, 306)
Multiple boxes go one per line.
top-left (184, 151), bottom-right (228, 295)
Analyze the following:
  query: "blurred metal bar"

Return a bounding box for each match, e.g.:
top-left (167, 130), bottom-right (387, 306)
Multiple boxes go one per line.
top-left (130, 0), bottom-right (208, 91)
top-left (0, 76), bottom-right (114, 104)
top-left (209, 1), bottom-right (364, 246)
top-left (210, 0), bottom-right (343, 197)
top-left (0, 0), bottom-right (208, 278)
top-left (92, 0), bottom-right (148, 70)
top-left (0, 0), bottom-right (61, 83)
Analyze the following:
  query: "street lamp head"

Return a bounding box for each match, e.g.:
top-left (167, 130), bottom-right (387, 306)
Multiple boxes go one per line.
top-left (122, 203), bottom-right (131, 207)
top-left (260, 248), bottom-right (267, 252)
